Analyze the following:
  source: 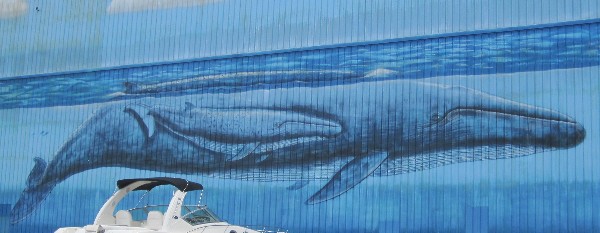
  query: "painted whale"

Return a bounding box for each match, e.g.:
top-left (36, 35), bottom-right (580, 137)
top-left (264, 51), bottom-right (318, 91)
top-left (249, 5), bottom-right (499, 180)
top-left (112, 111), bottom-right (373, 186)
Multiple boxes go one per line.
top-left (121, 70), bottom-right (362, 95)
top-left (11, 78), bottom-right (585, 223)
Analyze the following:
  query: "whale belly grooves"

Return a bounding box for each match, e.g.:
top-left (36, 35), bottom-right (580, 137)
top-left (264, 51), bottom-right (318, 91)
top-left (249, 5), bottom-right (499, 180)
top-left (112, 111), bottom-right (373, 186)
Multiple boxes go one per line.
top-left (375, 145), bottom-right (541, 176)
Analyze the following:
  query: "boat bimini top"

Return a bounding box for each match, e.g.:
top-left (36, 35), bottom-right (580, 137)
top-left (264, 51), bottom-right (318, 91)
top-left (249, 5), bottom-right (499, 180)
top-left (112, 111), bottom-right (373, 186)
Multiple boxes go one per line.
top-left (92, 177), bottom-right (207, 231)
top-left (116, 177), bottom-right (203, 192)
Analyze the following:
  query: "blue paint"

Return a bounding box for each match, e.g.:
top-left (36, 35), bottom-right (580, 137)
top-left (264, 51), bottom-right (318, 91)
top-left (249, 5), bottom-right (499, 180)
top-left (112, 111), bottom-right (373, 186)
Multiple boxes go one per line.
top-left (0, 10), bottom-right (599, 233)
top-left (0, 22), bottom-right (599, 109)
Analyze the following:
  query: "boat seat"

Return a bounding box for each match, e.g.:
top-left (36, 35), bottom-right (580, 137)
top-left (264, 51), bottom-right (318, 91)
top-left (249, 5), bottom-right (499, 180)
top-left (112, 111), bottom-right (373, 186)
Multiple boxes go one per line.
top-left (115, 210), bottom-right (133, 226)
top-left (145, 211), bottom-right (164, 230)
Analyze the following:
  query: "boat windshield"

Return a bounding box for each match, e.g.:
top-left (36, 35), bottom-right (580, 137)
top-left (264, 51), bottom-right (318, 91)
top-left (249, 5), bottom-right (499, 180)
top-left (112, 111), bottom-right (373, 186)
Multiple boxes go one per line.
top-left (181, 206), bottom-right (222, 226)
top-left (127, 205), bottom-right (221, 225)
top-left (128, 205), bottom-right (169, 221)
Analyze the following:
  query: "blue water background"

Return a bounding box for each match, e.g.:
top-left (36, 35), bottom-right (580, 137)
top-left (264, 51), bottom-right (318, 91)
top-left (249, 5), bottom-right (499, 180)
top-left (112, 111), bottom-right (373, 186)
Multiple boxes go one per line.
top-left (1, 22), bottom-right (600, 232)
top-left (0, 22), bottom-right (599, 109)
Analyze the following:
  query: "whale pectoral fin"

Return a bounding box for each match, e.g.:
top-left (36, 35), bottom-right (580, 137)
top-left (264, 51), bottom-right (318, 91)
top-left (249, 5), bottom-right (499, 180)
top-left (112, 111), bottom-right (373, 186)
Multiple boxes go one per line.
top-left (227, 142), bottom-right (260, 161)
top-left (124, 105), bottom-right (156, 139)
top-left (306, 151), bottom-right (389, 204)
top-left (287, 180), bottom-right (310, 190)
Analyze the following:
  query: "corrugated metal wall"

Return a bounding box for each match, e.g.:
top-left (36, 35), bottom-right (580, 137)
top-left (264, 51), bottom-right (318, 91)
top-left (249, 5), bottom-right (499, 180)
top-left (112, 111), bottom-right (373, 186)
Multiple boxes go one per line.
top-left (1, 1), bottom-right (600, 233)
top-left (1, 0), bottom-right (600, 78)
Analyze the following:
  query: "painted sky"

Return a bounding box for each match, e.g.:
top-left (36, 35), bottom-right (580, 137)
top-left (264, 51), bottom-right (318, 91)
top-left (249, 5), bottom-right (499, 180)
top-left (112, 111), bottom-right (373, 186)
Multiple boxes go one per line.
top-left (0, 0), bottom-right (28, 19)
top-left (1, 0), bottom-right (599, 78)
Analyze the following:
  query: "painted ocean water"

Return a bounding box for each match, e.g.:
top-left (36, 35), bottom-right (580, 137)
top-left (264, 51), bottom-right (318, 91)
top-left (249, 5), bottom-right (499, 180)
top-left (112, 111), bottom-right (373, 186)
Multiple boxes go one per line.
top-left (1, 21), bottom-right (599, 233)
top-left (1, 21), bottom-right (599, 109)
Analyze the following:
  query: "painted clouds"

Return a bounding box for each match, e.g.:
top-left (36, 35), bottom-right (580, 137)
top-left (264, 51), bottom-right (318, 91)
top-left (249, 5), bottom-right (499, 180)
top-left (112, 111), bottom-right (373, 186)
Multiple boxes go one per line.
top-left (0, 0), bottom-right (27, 19)
top-left (107, 0), bottom-right (220, 13)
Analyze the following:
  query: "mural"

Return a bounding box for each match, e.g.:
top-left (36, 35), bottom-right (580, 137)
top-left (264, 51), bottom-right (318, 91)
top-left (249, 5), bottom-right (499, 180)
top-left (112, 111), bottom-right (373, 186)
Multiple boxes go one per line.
top-left (1, 2), bottom-right (600, 232)
top-left (10, 75), bottom-right (587, 224)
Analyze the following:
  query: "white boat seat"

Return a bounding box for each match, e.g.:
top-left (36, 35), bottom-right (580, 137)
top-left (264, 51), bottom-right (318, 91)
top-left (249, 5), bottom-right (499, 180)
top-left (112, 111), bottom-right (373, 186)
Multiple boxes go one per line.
top-left (115, 210), bottom-right (133, 226)
top-left (145, 211), bottom-right (164, 230)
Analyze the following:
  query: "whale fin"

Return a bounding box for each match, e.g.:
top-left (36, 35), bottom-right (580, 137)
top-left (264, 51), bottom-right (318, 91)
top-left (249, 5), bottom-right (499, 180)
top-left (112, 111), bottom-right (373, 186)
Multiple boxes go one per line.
top-left (11, 158), bottom-right (55, 223)
top-left (227, 142), bottom-right (260, 161)
top-left (124, 105), bottom-right (156, 139)
top-left (287, 180), bottom-right (310, 190)
top-left (306, 151), bottom-right (388, 204)
top-left (26, 157), bottom-right (46, 189)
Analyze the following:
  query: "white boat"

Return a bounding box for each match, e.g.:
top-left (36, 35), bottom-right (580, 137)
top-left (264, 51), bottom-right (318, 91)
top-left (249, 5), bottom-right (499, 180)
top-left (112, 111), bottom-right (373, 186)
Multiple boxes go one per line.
top-left (55, 177), bottom-right (285, 233)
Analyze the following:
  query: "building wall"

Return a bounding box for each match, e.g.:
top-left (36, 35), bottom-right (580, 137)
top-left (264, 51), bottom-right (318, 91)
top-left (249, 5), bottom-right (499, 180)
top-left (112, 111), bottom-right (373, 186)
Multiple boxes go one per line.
top-left (1, 1), bottom-right (599, 232)
top-left (2, 0), bottom-right (600, 78)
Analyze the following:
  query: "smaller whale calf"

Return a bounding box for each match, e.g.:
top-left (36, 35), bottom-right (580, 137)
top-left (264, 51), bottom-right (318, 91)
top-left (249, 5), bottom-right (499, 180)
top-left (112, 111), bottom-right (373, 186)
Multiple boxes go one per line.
top-left (123, 70), bottom-right (361, 95)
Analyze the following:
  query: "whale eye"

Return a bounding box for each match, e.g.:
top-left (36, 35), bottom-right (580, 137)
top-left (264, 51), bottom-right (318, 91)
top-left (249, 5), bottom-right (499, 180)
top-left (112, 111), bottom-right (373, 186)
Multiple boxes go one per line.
top-left (430, 113), bottom-right (443, 122)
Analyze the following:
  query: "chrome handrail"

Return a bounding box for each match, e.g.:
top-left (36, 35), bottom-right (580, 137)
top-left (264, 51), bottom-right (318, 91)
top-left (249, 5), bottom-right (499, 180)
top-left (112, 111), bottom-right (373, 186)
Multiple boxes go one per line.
top-left (128, 204), bottom-right (207, 212)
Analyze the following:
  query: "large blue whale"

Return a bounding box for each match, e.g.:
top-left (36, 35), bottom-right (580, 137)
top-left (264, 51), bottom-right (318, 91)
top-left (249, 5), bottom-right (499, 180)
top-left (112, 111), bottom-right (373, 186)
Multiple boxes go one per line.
top-left (11, 77), bottom-right (585, 223)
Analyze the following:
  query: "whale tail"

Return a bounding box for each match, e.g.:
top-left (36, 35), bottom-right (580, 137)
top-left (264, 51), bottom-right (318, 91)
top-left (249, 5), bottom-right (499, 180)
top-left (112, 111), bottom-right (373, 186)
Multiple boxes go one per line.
top-left (10, 157), bottom-right (55, 224)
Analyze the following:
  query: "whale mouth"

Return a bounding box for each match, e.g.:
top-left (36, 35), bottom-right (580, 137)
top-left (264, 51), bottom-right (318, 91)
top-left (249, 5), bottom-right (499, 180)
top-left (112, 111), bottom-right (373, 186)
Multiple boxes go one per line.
top-left (442, 106), bottom-right (578, 124)
top-left (441, 107), bottom-right (586, 149)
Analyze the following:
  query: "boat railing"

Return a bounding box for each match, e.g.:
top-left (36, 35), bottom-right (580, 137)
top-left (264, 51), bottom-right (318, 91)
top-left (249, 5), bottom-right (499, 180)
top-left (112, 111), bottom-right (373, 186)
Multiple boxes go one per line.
top-left (128, 204), bottom-right (206, 212)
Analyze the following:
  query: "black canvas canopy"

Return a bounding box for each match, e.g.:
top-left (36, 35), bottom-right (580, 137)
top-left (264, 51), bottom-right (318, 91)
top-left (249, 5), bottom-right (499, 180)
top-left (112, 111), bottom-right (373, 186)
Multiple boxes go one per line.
top-left (117, 177), bottom-right (203, 192)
